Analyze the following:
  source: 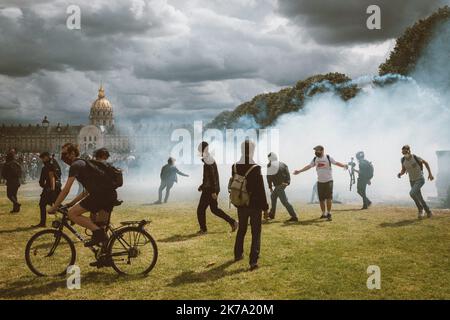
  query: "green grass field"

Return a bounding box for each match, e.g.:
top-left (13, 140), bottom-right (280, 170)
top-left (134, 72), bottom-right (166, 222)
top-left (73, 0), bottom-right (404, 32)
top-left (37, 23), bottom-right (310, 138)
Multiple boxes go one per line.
top-left (1, 188), bottom-right (450, 300)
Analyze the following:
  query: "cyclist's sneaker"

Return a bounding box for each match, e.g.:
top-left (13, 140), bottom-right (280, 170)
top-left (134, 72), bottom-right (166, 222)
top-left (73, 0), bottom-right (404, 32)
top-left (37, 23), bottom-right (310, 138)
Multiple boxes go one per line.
top-left (89, 256), bottom-right (112, 268)
top-left (85, 229), bottom-right (107, 247)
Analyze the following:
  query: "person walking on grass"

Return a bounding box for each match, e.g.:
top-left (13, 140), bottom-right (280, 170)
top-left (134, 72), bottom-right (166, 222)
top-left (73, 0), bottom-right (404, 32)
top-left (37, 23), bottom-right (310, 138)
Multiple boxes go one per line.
top-left (354, 151), bottom-right (374, 210)
top-left (154, 157), bottom-right (189, 204)
top-left (33, 152), bottom-right (62, 228)
top-left (231, 140), bottom-right (269, 271)
top-left (1, 151), bottom-right (22, 213)
top-left (266, 152), bottom-right (298, 222)
top-left (293, 145), bottom-right (348, 221)
top-left (196, 141), bottom-right (238, 235)
top-left (397, 145), bottom-right (434, 219)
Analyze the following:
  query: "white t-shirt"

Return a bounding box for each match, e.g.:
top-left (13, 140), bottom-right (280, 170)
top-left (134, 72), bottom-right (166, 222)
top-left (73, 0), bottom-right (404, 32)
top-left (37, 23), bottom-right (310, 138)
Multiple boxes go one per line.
top-left (310, 155), bottom-right (337, 183)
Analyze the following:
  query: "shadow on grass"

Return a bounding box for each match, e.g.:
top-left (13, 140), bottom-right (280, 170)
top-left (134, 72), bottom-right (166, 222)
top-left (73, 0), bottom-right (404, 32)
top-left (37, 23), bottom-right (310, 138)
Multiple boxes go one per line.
top-left (159, 233), bottom-right (202, 243)
top-left (0, 271), bottom-right (142, 299)
top-left (333, 208), bottom-right (363, 212)
top-left (379, 219), bottom-right (420, 228)
top-left (168, 260), bottom-right (246, 286)
top-left (158, 231), bottom-right (223, 243)
top-left (0, 226), bottom-right (35, 235)
top-left (279, 218), bottom-right (326, 227)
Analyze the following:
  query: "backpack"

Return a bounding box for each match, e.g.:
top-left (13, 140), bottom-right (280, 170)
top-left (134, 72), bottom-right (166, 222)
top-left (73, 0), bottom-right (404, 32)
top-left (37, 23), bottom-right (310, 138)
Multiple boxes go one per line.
top-left (312, 155), bottom-right (331, 167)
top-left (81, 159), bottom-right (123, 193)
top-left (401, 154), bottom-right (423, 171)
top-left (228, 164), bottom-right (258, 207)
top-left (366, 161), bottom-right (374, 180)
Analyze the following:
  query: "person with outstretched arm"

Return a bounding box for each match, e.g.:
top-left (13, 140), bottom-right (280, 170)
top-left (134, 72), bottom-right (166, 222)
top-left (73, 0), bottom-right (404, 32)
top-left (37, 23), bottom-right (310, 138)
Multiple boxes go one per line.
top-left (397, 145), bottom-right (434, 219)
top-left (293, 145), bottom-right (348, 221)
top-left (154, 157), bottom-right (189, 204)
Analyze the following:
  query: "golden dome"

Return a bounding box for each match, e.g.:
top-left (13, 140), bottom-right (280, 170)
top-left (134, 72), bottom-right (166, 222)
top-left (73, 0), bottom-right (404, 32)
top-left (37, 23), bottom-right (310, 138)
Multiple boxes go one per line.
top-left (91, 85), bottom-right (113, 112)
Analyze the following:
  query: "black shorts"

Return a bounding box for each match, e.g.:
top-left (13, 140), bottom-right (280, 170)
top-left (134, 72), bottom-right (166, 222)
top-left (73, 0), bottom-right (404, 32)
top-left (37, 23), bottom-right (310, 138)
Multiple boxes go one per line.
top-left (317, 181), bottom-right (333, 201)
top-left (80, 190), bottom-right (117, 213)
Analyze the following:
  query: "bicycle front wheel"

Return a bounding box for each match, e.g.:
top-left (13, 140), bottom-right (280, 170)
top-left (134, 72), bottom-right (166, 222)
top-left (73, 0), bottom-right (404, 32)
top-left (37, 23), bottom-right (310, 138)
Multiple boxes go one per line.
top-left (108, 227), bottom-right (158, 275)
top-left (25, 229), bottom-right (76, 277)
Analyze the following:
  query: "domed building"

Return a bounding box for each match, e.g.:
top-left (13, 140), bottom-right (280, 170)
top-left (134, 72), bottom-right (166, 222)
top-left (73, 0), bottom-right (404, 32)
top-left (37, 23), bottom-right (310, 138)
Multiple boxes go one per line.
top-left (89, 85), bottom-right (114, 127)
top-left (0, 85), bottom-right (131, 154)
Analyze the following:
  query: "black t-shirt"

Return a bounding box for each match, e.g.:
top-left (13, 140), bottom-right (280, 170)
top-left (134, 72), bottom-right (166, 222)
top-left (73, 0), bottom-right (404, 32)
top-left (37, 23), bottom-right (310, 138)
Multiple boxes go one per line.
top-left (69, 159), bottom-right (88, 189)
top-left (40, 160), bottom-right (61, 189)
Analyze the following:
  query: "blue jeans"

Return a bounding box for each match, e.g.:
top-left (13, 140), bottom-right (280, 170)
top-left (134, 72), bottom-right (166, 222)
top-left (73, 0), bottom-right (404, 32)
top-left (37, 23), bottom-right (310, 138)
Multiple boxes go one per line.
top-left (270, 185), bottom-right (297, 218)
top-left (409, 177), bottom-right (430, 213)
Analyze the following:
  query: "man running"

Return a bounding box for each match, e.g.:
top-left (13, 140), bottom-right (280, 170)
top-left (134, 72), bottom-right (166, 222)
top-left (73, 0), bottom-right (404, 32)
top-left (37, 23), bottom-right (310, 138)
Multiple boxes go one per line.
top-left (354, 151), bottom-right (373, 210)
top-left (293, 145), bottom-right (348, 221)
top-left (49, 143), bottom-right (118, 247)
top-left (397, 145), bottom-right (434, 219)
top-left (266, 152), bottom-right (298, 222)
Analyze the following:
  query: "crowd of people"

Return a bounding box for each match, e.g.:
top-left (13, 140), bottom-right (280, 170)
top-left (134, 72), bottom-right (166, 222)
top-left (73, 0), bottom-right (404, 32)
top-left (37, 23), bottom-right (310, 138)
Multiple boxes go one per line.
top-left (0, 142), bottom-right (435, 271)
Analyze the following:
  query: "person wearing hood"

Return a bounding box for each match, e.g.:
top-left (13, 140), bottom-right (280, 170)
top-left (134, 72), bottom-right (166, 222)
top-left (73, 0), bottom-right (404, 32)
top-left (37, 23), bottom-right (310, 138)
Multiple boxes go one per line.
top-left (232, 139), bottom-right (268, 270)
top-left (196, 141), bottom-right (238, 234)
top-left (266, 152), bottom-right (298, 222)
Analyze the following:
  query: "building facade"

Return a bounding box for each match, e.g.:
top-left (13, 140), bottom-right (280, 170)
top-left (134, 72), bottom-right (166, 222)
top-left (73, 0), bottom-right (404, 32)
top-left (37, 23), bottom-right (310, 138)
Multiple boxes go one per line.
top-left (0, 86), bottom-right (130, 154)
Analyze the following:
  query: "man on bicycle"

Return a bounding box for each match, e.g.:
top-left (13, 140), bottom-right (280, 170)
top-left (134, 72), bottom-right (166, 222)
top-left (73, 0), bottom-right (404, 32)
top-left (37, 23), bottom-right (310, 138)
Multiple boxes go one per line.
top-left (48, 143), bottom-right (117, 247)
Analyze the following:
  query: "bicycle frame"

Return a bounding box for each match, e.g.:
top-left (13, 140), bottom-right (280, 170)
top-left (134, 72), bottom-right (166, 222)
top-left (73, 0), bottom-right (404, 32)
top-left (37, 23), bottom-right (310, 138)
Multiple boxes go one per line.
top-left (51, 207), bottom-right (150, 258)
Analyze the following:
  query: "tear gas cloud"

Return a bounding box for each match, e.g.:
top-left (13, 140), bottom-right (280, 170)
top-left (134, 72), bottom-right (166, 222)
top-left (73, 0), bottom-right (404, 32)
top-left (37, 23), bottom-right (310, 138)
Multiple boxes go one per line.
top-left (119, 21), bottom-right (450, 205)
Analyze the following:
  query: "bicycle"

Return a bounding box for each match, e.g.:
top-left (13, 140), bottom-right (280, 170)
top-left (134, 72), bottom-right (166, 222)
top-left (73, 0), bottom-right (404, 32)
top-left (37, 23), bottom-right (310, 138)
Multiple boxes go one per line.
top-left (25, 205), bottom-right (158, 277)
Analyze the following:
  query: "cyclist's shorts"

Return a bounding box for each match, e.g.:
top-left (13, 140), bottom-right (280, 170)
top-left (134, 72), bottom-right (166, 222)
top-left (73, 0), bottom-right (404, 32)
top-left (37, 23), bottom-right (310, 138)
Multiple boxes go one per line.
top-left (80, 190), bottom-right (117, 213)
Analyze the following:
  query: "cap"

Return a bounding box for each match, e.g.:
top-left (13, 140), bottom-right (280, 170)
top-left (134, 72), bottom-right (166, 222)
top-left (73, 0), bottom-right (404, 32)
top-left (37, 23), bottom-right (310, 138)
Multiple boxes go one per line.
top-left (313, 145), bottom-right (324, 151)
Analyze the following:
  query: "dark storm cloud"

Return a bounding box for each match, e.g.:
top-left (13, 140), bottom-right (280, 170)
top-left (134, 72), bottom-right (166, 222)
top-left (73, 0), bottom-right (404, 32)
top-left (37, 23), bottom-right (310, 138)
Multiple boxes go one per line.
top-left (0, 0), bottom-right (185, 77)
top-left (277, 0), bottom-right (448, 45)
top-left (0, 0), bottom-right (405, 124)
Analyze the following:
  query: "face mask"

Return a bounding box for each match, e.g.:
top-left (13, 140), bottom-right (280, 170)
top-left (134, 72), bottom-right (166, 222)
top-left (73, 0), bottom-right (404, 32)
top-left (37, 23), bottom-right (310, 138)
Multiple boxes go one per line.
top-left (61, 152), bottom-right (72, 165)
top-left (315, 151), bottom-right (323, 157)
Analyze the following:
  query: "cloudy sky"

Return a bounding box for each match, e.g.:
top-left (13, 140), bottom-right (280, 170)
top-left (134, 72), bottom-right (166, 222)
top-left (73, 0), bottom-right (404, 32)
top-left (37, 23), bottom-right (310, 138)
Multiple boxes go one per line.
top-left (0, 0), bottom-right (447, 125)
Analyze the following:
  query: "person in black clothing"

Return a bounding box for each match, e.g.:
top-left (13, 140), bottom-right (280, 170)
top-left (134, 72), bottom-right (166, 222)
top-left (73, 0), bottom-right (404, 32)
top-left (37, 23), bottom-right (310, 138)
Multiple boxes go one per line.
top-left (49, 143), bottom-right (117, 247)
top-left (2, 152), bottom-right (22, 213)
top-left (1, 152), bottom-right (22, 213)
top-left (354, 151), bottom-right (373, 210)
top-left (34, 152), bottom-right (62, 227)
top-left (266, 152), bottom-right (298, 222)
top-left (154, 157), bottom-right (189, 204)
top-left (197, 141), bottom-right (237, 234)
top-left (233, 140), bottom-right (269, 271)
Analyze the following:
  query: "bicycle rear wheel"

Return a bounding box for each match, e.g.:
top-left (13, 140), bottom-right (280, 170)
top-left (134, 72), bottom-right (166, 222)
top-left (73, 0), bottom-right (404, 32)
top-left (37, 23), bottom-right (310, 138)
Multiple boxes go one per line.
top-left (25, 229), bottom-right (76, 277)
top-left (108, 227), bottom-right (158, 275)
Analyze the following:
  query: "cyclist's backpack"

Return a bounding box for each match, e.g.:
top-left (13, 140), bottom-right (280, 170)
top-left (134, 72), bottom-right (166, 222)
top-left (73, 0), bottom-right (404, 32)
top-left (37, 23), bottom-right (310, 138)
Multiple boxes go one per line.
top-left (82, 160), bottom-right (123, 192)
top-left (401, 154), bottom-right (423, 171)
top-left (228, 164), bottom-right (258, 207)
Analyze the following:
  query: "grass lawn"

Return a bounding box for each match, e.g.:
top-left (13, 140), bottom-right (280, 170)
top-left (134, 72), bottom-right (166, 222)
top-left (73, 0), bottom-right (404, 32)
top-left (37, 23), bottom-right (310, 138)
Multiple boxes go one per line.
top-left (1, 188), bottom-right (450, 300)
